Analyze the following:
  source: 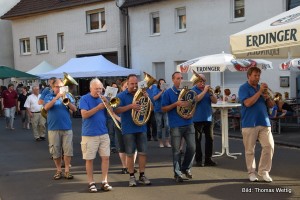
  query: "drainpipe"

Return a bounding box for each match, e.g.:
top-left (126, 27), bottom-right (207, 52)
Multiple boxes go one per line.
top-left (116, 2), bottom-right (130, 68)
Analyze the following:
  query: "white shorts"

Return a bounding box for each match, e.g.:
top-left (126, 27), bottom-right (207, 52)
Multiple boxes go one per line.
top-left (81, 134), bottom-right (110, 160)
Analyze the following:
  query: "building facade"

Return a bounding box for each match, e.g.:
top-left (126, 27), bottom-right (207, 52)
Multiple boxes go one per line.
top-left (121, 0), bottom-right (300, 98)
top-left (1, 0), bottom-right (127, 73)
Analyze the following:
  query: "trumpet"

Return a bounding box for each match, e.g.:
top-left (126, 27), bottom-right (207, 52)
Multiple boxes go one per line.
top-left (99, 94), bottom-right (121, 130)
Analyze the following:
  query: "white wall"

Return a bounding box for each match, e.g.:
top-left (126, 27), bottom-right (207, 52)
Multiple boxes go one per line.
top-left (11, 1), bottom-right (126, 72)
top-left (128, 0), bottom-right (297, 98)
top-left (0, 0), bottom-right (20, 68)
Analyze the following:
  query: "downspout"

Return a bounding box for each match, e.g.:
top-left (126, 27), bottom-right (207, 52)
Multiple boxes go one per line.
top-left (116, 3), bottom-right (130, 68)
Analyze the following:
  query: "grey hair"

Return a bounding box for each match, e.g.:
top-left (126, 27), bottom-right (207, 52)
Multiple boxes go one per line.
top-left (32, 85), bottom-right (39, 90)
top-left (90, 78), bottom-right (103, 88)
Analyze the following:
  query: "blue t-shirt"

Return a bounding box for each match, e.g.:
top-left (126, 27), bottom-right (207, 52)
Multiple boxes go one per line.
top-left (152, 86), bottom-right (164, 113)
top-left (161, 85), bottom-right (193, 128)
top-left (40, 87), bottom-right (51, 101)
top-left (79, 93), bottom-right (108, 136)
top-left (238, 81), bottom-right (271, 128)
top-left (44, 92), bottom-right (74, 130)
top-left (192, 86), bottom-right (213, 122)
top-left (116, 89), bottom-right (147, 134)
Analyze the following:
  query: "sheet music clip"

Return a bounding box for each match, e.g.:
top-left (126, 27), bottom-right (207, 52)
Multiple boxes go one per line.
top-left (104, 86), bottom-right (118, 98)
top-left (179, 80), bottom-right (193, 89)
top-left (160, 83), bottom-right (169, 90)
top-left (138, 81), bottom-right (147, 89)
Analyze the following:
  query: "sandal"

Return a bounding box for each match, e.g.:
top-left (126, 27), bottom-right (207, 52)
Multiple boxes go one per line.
top-left (88, 182), bottom-right (98, 192)
top-left (64, 172), bottom-right (74, 179)
top-left (53, 171), bottom-right (62, 180)
top-left (101, 182), bottom-right (112, 191)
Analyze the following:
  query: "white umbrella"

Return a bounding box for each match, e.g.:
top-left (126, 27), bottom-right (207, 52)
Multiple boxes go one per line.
top-left (177, 52), bottom-right (273, 101)
top-left (177, 53), bottom-right (273, 73)
top-left (230, 6), bottom-right (300, 58)
top-left (279, 58), bottom-right (300, 70)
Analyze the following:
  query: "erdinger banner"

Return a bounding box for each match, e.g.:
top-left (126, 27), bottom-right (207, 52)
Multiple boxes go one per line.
top-left (230, 6), bottom-right (300, 58)
top-left (279, 58), bottom-right (300, 71)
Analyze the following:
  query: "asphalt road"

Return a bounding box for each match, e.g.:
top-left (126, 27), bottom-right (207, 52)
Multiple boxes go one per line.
top-left (0, 116), bottom-right (299, 200)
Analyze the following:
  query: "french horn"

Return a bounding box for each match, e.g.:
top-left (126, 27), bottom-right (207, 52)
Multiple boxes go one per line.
top-left (132, 72), bottom-right (156, 126)
top-left (177, 70), bottom-right (201, 118)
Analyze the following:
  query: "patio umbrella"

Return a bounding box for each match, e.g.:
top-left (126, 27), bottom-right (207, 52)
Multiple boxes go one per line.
top-left (0, 66), bottom-right (38, 80)
top-left (177, 53), bottom-right (272, 73)
top-left (176, 53), bottom-right (273, 101)
top-left (279, 58), bottom-right (300, 71)
top-left (230, 6), bottom-right (300, 59)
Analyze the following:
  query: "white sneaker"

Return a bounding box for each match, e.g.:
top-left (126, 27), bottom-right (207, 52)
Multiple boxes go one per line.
top-left (261, 174), bottom-right (273, 182)
top-left (249, 173), bottom-right (258, 182)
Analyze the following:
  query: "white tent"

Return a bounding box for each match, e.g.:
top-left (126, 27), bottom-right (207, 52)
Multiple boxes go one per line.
top-left (230, 6), bottom-right (300, 58)
top-left (38, 55), bottom-right (140, 79)
top-left (27, 61), bottom-right (57, 75)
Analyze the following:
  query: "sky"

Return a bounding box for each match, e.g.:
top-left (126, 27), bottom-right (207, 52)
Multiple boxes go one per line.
top-left (0, 0), bottom-right (20, 15)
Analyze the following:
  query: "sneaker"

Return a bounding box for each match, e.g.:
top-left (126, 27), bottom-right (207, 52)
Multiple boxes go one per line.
top-left (165, 143), bottom-right (171, 148)
top-left (129, 176), bottom-right (137, 187)
top-left (174, 175), bottom-right (184, 183)
top-left (88, 182), bottom-right (97, 193)
top-left (195, 162), bottom-right (204, 167)
top-left (204, 160), bottom-right (217, 167)
top-left (40, 137), bottom-right (46, 141)
top-left (259, 173), bottom-right (273, 183)
top-left (121, 168), bottom-right (128, 174)
top-left (159, 143), bottom-right (164, 148)
top-left (35, 138), bottom-right (42, 141)
top-left (139, 175), bottom-right (151, 185)
top-left (249, 173), bottom-right (258, 182)
top-left (101, 182), bottom-right (112, 191)
top-left (182, 170), bottom-right (193, 179)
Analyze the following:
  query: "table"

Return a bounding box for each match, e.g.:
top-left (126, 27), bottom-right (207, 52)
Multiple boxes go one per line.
top-left (212, 102), bottom-right (242, 159)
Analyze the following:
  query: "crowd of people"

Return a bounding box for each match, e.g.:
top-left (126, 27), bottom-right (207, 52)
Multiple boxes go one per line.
top-left (2, 67), bottom-right (296, 192)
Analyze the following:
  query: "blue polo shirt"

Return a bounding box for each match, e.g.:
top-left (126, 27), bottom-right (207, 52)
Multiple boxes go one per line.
top-left (161, 86), bottom-right (193, 128)
top-left (116, 89), bottom-right (147, 134)
top-left (79, 93), bottom-right (108, 136)
top-left (44, 92), bottom-right (74, 130)
top-left (192, 86), bottom-right (213, 122)
top-left (152, 86), bottom-right (163, 113)
top-left (40, 87), bottom-right (51, 101)
top-left (238, 81), bottom-right (271, 128)
top-left (146, 84), bottom-right (156, 103)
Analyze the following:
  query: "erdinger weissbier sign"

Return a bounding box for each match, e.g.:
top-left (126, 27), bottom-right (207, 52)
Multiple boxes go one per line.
top-left (230, 6), bottom-right (300, 58)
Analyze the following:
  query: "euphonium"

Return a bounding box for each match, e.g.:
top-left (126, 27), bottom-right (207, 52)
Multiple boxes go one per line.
top-left (132, 72), bottom-right (156, 126)
top-left (177, 70), bottom-right (200, 118)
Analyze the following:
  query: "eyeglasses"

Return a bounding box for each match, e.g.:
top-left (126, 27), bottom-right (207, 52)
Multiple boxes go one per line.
top-left (53, 86), bottom-right (63, 88)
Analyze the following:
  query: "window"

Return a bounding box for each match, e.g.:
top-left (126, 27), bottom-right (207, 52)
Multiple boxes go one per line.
top-left (86, 9), bottom-right (106, 33)
top-left (231, 0), bottom-right (245, 22)
top-left (57, 33), bottom-right (65, 52)
top-left (150, 12), bottom-right (160, 35)
top-left (176, 7), bottom-right (186, 32)
top-left (36, 36), bottom-right (48, 54)
top-left (20, 38), bottom-right (30, 55)
top-left (287, 0), bottom-right (300, 10)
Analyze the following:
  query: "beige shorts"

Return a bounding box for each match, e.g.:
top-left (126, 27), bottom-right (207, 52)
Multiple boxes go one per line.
top-left (48, 130), bottom-right (73, 159)
top-left (81, 134), bottom-right (110, 160)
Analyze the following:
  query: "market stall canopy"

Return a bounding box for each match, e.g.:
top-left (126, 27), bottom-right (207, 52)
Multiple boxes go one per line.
top-left (0, 66), bottom-right (38, 79)
top-left (230, 6), bottom-right (300, 59)
top-left (27, 61), bottom-right (57, 75)
top-left (38, 55), bottom-right (140, 79)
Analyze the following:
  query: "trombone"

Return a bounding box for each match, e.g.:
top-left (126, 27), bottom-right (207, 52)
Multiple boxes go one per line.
top-left (99, 94), bottom-right (121, 130)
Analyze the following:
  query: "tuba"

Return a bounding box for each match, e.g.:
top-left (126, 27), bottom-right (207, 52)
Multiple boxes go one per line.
top-left (132, 72), bottom-right (156, 126)
top-left (41, 72), bottom-right (78, 118)
top-left (177, 70), bottom-right (201, 118)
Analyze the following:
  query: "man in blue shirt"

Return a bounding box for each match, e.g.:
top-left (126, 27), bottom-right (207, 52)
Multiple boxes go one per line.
top-left (44, 78), bottom-right (77, 180)
top-left (161, 72), bottom-right (196, 183)
top-left (79, 78), bottom-right (113, 192)
top-left (238, 67), bottom-right (275, 183)
top-left (115, 74), bottom-right (151, 187)
top-left (192, 74), bottom-right (217, 167)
